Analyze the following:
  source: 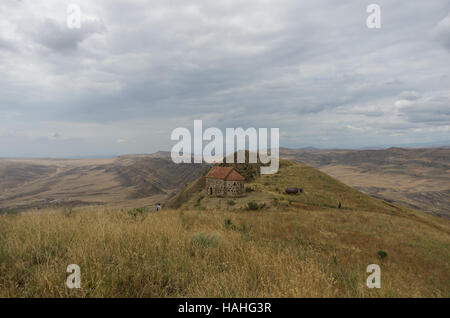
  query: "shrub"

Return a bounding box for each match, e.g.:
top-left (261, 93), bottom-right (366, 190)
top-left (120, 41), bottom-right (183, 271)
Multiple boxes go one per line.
top-left (224, 218), bottom-right (251, 234)
top-left (272, 197), bottom-right (279, 206)
top-left (194, 196), bottom-right (204, 208)
top-left (239, 223), bottom-right (251, 234)
top-left (245, 187), bottom-right (255, 193)
top-left (377, 250), bottom-right (388, 260)
top-left (224, 218), bottom-right (236, 230)
top-left (227, 200), bottom-right (236, 206)
top-left (0, 208), bottom-right (20, 216)
top-left (247, 201), bottom-right (259, 210)
top-left (127, 207), bottom-right (149, 220)
top-left (62, 207), bottom-right (74, 217)
top-left (190, 233), bottom-right (220, 249)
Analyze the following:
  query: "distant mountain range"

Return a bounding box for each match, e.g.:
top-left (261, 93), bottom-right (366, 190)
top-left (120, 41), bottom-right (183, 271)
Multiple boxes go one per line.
top-left (0, 155), bottom-right (208, 212)
top-left (279, 147), bottom-right (450, 218)
top-left (1, 146), bottom-right (449, 218)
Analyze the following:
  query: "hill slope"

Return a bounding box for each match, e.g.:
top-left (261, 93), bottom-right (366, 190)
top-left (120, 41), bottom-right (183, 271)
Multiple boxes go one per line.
top-left (0, 159), bottom-right (448, 297)
top-left (166, 159), bottom-right (411, 217)
top-left (280, 147), bottom-right (450, 218)
top-left (0, 156), bottom-right (209, 211)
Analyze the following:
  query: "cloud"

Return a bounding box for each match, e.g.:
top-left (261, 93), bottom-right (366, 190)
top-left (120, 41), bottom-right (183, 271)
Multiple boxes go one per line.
top-left (31, 17), bottom-right (106, 52)
top-left (397, 95), bottom-right (450, 123)
top-left (399, 91), bottom-right (421, 101)
top-left (432, 13), bottom-right (450, 51)
top-left (0, 0), bottom-right (449, 155)
top-left (0, 36), bottom-right (17, 52)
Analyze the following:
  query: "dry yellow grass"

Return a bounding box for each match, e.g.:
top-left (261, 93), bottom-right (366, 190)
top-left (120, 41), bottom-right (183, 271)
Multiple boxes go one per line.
top-left (280, 147), bottom-right (450, 217)
top-left (1, 159), bottom-right (448, 297)
top-left (0, 204), bottom-right (448, 297)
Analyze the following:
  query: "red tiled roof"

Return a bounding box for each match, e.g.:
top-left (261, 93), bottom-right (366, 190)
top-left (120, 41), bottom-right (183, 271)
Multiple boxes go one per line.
top-left (205, 166), bottom-right (244, 181)
top-left (205, 166), bottom-right (233, 179)
top-left (225, 169), bottom-right (245, 181)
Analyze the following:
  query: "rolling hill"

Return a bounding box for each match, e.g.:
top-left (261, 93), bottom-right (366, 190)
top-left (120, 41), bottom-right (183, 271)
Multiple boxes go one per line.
top-left (166, 158), bottom-right (429, 217)
top-left (0, 155), bottom-right (209, 212)
top-left (0, 157), bottom-right (448, 297)
top-left (2, 147), bottom-right (448, 219)
top-left (1, 147), bottom-right (448, 219)
top-left (279, 147), bottom-right (450, 218)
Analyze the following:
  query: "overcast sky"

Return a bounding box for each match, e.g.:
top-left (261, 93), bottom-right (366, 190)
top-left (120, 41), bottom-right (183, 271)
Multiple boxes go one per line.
top-left (0, 0), bottom-right (449, 157)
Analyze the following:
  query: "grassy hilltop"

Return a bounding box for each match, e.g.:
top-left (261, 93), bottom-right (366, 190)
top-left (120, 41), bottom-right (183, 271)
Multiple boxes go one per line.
top-left (0, 159), bottom-right (449, 297)
top-left (279, 147), bottom-right (450, 218)
top-left (166, 159), bottom-right (407, 214)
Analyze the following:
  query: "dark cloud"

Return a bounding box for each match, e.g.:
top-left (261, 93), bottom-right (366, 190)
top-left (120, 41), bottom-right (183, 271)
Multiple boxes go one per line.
top-left (398, 96), bottom-right (450, 123)
top-left (31, 18), bottom-right (105, 52)
top-left (0, 37), bottom-right (17, 52)
top-left (0, 0), bottom-right (449, 156)
top-left (433, 13), bottom-right (450, 51)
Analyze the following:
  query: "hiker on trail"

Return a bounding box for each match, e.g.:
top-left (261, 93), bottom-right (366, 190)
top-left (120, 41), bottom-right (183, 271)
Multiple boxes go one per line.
top-left (156, 203), bottom-right (161, 212)
top-left (338, 202), bottom-right (342, 209)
